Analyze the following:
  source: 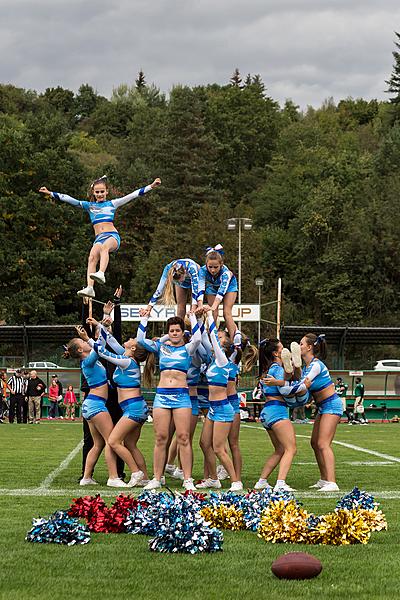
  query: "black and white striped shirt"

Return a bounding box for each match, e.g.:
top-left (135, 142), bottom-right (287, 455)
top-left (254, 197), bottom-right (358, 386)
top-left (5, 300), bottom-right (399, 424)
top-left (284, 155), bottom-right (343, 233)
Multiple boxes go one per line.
top-left (7, 375), bottom-right (27, 395)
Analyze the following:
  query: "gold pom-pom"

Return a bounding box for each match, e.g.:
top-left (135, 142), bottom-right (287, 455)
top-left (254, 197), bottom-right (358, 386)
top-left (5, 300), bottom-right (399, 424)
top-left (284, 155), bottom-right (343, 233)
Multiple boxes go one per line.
top-left (307, 509), bottom-right (371, 546)
top-left (200, 505), bottom-right (245, 531)
top-left (358, 509), bottom-right (387, 533)
top-left (257, 500), bottom-right (310, 544)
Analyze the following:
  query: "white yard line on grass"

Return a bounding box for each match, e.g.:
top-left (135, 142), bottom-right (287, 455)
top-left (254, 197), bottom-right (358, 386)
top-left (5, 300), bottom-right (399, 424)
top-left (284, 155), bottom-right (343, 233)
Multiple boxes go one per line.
top-left (0, 487), bottom-right (399, 499)
top-left (241, 424), bottom-right (400, 463)
top-left (38, 440), bottom-right (83, 490)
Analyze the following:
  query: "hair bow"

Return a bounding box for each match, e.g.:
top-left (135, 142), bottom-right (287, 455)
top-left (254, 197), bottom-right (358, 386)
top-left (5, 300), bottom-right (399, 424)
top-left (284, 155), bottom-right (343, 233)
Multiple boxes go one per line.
top-left (205, 243), bottom-right (224, 256)
top-left (90, 174), bottom-right (107, 189)
top-left (314, 333), bottom-right (326, 345)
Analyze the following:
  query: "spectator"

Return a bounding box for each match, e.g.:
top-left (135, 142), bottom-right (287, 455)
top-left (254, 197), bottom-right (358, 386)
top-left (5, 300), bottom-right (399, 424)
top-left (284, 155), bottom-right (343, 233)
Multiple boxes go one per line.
top-left (291, 405), bottom-right (308, 423)
top-left (8, 369), bottom-right (27, 424)
top-left (0, 372), bottom-right (10, 422)
top-left (48, 378), bottom-right (60, 419)
top-left (251, 381), bottom-right (263, 420)
top-left (27, 370), bottom-right (46, 424)
top-left (353, 377), bottom-right (368, 424)
top-left (52, 375), bottom-right (64, 418)
top-left (335, 377), bottom-right (352, 423)
top-left (22, 370), bottom-right (30, 423)
top-left (64, 385), bottom-right (77, 420)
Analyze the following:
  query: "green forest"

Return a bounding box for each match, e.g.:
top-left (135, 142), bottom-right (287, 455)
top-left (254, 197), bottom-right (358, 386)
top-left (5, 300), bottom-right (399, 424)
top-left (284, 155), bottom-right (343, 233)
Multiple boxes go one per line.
top-left (2, 37), bottom-right (400, 330)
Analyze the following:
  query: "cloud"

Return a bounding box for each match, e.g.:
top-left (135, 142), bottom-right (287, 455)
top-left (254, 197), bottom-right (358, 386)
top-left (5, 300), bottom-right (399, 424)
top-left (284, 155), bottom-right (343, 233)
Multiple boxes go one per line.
top-left (1, 0), bottom-right (399, 108)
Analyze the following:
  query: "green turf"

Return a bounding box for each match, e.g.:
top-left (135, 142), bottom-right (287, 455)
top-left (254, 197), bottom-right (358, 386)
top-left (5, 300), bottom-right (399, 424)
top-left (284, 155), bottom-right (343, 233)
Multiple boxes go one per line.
top-left (0, 421), bottom-right (399, 600)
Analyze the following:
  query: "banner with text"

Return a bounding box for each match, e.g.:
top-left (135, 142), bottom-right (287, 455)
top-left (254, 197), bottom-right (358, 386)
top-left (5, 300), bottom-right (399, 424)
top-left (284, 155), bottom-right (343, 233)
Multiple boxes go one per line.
top-left (121, 304), bottom-right (260, 322)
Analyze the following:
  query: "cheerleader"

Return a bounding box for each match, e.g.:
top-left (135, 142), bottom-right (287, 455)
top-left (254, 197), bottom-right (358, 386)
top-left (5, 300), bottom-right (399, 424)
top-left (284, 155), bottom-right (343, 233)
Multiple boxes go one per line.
top-left (254, 339), bottom-right (309, 492)
top-left (165, 318), bottom-right (211, 479)
top-left (142, 259), bottom-right (202, 319)
top-left (85, 308), bottom-right (154, 487)
top-left (197, 245), bottom-right (241, 346)
top-left (39, 176), bottom-right (161, 297)
top-left (65, 328), bottom-right (126, 487)
top-left (198, 309), bottom-right (246, 491)
top-left (137, 312), bottom-right (202, 490)
top-left (300, 334), bottom-right (343, 492)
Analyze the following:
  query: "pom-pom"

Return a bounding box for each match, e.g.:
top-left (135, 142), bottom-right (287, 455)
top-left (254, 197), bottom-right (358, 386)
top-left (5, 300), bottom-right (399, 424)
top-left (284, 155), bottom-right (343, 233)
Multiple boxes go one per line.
top-left (125, 491), bottom-right (175, 536)
top-left (69, 494), bottom-right (139, 533)
top-left (26, 510), bottom-right (90, 546)
top-left (200, 505), bottom-right (245, 531)
top-left (336, 487), bottom-right (378, 511)
top-left (357, 509), bottom-right (387, 533)
top-left (244, 489), bottom-right (295, 531)
top-left (307, 509), bottom-right (372, 546)
top-left (148, 494), bottom-right (223, 553)
top-left (258, 500), bottom-right (310, 544)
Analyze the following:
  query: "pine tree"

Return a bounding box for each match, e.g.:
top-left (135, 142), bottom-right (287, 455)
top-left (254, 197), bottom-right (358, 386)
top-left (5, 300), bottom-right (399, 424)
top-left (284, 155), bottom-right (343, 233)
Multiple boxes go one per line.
top-left (385, 32), bottom-right (400, 104)
top-left (251, 74), bottom-right (265, 94)
top-left (230, 68), bottom-right (242, 88)
top-left (244, 73), bottom-right (252, 87)
top-left (136, 69), bottom-right (146, 91)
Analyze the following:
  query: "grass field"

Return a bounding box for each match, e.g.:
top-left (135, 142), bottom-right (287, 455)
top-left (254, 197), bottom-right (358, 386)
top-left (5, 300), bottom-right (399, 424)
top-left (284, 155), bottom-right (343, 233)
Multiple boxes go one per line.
top-left (0, 421), bottom-right (399, 600)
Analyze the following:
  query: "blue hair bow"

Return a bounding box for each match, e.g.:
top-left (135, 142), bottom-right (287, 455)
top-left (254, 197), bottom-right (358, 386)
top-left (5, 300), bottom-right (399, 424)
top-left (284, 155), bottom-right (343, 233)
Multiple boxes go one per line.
top-left (314, 334), bottom-right (326, 346)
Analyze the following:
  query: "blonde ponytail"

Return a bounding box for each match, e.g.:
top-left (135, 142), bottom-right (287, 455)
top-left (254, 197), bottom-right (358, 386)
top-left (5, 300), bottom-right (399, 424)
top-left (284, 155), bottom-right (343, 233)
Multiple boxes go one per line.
top-left (159, 268), bottom-right (176, 306)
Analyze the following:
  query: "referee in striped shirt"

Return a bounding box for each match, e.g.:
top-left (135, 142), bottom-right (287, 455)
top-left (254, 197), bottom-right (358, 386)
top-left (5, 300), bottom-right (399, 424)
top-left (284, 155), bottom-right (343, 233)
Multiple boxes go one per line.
top-left (8, 369), bottom-right (27, 424)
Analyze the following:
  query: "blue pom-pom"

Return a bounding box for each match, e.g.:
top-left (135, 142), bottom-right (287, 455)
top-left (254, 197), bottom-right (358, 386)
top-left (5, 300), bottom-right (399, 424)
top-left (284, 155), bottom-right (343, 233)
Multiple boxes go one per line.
top-left (336, 487), bottom-right (378, 511)
top-left (148, 494), bottom-right (223, 554)
top-left (26, 510), bottom-right (90, 545)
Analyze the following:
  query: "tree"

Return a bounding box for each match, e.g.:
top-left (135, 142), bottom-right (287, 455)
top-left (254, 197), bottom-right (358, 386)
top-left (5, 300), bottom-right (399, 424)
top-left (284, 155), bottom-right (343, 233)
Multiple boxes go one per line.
top-left (135, 69), bottom-right (146, 90)
top-left (230, 68), bottom-right (242, 88)
top-left (385, 32), bottom-right (400, 104)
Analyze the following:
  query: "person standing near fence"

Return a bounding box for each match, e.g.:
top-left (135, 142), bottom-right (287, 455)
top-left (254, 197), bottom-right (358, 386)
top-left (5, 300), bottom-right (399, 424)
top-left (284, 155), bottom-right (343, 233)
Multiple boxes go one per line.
top-left (252, 380), bottom-right (263, 420)
top-left (48, 378), bottom-right (60, 419)
top-left (52, 375), bottom-right (64, 418)
top-left (353, 377), bottom-right (367, 424)
top-left (0, 371), bottom-right (8, 422)
top-left (64, 385), bottom-right (77, 420)
top-left (335, 377), bottom-right (352, 423)
top-left (7, 369), bottom-right (27, 424)
top-left (27, 370), bottom-right (46, 424)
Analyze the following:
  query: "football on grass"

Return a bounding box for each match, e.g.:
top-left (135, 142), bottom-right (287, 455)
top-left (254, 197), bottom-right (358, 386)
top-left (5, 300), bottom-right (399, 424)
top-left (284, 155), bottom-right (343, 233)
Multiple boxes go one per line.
top-left (271, 552), bottom-right (322, 580)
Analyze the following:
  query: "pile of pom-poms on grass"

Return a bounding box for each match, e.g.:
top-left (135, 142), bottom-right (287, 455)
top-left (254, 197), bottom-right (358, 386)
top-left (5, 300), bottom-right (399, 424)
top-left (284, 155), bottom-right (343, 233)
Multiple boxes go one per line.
top-left (25, 487), bottom-right (387, 551)
top-left (257, 487), bottom-right (387, 546)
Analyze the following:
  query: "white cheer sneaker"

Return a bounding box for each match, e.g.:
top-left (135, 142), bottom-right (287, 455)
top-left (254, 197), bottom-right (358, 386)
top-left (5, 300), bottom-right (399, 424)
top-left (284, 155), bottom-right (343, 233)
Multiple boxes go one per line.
top-left (274, 482), bottom-right (296, 492)
top-left (143, 478), bottom-right (162, 490)
top-left (77, 285), bottom-right (95, 298)
top-left (309, 479), bottom-right (326, 489)
top-left (107, 477), bottom-right (128, 488)
top-left (183, 478), bottom-right (196, 491)
top-left (229, 481), bottom-right (244, 492)
top-left (254, 479), bottom-right (272, 491)
top-left (281, 348), bottom-right (293, 374)
top-left (318, 482), bottom-right (340, 492)
top-left (90, 271), bottom-right (106, 285)
top-left (79, 477), bottom-right (98, 486)
top-left (196, 478), bottom-right (222, 490)
top-left (127, 470), bottom-right (145, 487)
top-left (290, 342), bottom-right (302, 369)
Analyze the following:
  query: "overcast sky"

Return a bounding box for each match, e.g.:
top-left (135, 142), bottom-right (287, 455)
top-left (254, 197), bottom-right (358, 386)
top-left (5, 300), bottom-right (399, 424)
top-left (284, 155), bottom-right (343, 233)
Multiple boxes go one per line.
top-left (1, 0), bottom-right (399, 108)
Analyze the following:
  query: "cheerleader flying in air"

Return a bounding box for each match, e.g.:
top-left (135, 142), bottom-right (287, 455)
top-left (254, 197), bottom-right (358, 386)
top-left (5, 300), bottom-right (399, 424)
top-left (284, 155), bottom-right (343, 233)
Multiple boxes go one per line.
top-left (39, 176), bottom-right (161, 297)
